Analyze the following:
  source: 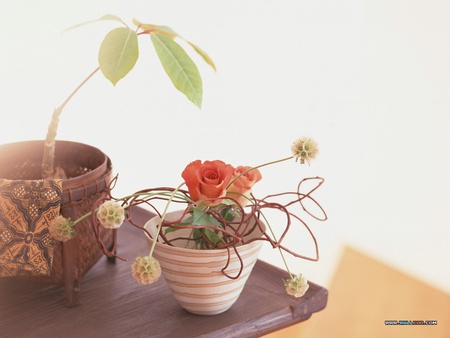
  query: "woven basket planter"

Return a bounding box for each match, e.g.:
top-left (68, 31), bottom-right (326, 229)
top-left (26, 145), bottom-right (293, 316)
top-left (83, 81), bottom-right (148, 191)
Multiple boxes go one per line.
top-left (0, 140), bottom-right (114, 306)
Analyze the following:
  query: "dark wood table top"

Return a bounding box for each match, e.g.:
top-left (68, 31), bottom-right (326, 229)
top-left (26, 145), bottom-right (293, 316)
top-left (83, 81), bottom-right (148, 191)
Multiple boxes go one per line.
top-left (0, 207), bottom-right (327, 338)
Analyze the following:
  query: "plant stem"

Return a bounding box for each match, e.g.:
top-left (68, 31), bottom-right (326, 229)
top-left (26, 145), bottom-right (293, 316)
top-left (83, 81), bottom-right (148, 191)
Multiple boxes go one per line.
top-left (72, 210), bottom-right (93, 226)
top-left (226, 156), bottom-right (294, 189)
top-left (260, 212), bottom-right (293, 279)
top-left (116, 190), bottom-right (192, 205)
top-left (148, 182), bottom-right (185, 257)
top-left (41, 67), bottom-right (100, 179)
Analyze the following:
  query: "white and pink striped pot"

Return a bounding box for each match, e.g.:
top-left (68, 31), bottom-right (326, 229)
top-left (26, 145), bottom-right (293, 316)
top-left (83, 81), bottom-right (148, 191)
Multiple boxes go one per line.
top-left (144, 210), bottom-right (264, 315)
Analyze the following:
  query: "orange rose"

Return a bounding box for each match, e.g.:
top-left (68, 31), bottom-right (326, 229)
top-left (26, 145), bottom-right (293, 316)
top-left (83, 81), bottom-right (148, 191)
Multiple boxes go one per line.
top-left (226, 166), bottom-right (262, 207)
top-left (182, 160), bottom-right (235, 205)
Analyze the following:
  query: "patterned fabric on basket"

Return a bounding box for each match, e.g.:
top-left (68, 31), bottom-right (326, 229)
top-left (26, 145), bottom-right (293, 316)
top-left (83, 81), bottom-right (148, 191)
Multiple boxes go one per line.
top-left (0, 179), bottom-right (62, 277)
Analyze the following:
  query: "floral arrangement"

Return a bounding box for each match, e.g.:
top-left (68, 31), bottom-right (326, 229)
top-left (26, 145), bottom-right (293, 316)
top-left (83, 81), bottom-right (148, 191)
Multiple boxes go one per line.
top-left (49, 137), bottom-right (326, 298)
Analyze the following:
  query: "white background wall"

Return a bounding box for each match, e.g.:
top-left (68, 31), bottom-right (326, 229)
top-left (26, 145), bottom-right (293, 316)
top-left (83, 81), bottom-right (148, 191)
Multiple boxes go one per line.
top-left (1, 0), bottom-right (449, 294)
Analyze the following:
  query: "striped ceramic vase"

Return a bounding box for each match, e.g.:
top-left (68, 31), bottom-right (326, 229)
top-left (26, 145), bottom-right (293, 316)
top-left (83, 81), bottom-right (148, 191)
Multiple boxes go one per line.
top-left (144, 210), bottom-right (264, 315)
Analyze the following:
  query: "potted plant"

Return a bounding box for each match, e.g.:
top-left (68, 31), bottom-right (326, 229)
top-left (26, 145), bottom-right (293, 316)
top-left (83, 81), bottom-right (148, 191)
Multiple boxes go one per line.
top-left (52, 137), bottom-right (327, 314)
top-left (0, 14), bottom-right (215, 306)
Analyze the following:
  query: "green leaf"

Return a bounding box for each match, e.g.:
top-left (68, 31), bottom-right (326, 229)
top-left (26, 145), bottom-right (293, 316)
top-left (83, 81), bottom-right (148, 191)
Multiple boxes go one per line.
top-left (133, 19), bottom-right (177, 38)
top-left (155, 25), bottom-right (178, 37)
top-left (188, 42), bottom-right (216, 72)
top-left (134, 18), bottom-right (216, 73)
top-left (163, 217), bottom-right (194, 235)
top-left (151, 33), bottom-right (202, 108)
top-left (98, 14), bottom-right (123, 22)
top-left (164, 227), bottom-right (180, 235)
top-left (64, 14), bottom-right (123, 33)
top-left (192, 209), bottom-right (221, 227)
top-left (203, 229), bottom-right (223, 245)
top-left (98, 27), bottom-right (139, 86)
top-left (192, 228), bottom-right (202, 244)
top-left (220, 206), bottom-right (236, 222)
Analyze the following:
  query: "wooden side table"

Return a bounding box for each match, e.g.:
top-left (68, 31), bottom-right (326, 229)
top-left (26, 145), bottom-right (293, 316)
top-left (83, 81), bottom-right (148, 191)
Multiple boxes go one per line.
top-left (0, 207), bottom-right (327, 338)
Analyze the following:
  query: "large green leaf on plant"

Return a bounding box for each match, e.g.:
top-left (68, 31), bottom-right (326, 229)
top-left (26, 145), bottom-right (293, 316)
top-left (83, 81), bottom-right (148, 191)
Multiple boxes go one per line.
top-left (151, 33), bottom-right (202, 108)
top-left (134, 19), bottom-right (216, 72)
top-left (152, 26), bottom-right (216, 71)
top-left (98, 27), bottom-right (139, 86)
